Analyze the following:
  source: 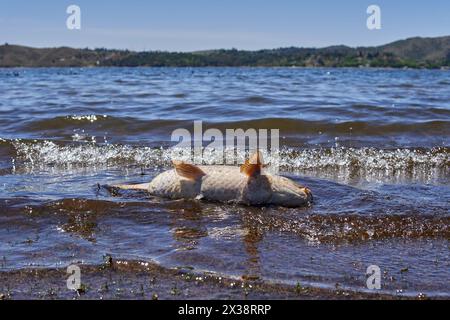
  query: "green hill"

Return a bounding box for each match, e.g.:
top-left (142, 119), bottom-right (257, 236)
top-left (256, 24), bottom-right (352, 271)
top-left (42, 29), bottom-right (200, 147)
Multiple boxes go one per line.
top-left (1, 36), bottom-right (449, 68)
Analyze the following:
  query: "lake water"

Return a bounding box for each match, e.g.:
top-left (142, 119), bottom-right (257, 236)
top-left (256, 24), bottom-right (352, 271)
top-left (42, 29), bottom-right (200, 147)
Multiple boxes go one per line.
top-left (0, 67), bottom-right (449, 297)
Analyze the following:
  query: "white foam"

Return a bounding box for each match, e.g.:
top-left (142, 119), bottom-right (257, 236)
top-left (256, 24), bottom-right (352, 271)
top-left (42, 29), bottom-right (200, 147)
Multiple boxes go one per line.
top-left (10, 140), bottom-right (449, 184)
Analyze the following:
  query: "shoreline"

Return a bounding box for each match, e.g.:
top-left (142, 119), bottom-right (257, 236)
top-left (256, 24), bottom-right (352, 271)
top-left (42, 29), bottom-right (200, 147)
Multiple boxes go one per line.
top-left (1, 36), bottom-right (449, 69)
top-left (1, 66), bottom-right (449, 70)
top-left (0, 258), bottom-right (424, 300)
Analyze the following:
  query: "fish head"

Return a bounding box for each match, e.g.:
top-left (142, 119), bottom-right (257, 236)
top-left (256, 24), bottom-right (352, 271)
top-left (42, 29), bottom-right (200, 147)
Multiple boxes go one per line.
top-left (269, 175), bottom-right (313, 207)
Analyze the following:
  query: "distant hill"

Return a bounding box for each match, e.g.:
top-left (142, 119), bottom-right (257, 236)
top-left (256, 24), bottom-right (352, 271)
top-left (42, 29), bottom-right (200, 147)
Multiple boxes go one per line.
top-left (1, 36), bottom-right (449, 68)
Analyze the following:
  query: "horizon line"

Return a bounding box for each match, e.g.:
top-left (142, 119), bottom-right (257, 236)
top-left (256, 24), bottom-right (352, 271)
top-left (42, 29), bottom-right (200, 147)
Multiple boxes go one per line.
top-left (3, 35), bottom-right (449, 53)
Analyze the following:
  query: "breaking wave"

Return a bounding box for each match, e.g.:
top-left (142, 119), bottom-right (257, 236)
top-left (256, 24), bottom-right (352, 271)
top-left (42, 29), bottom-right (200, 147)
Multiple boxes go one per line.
top-left (3, 139), bottom-right (447, 184)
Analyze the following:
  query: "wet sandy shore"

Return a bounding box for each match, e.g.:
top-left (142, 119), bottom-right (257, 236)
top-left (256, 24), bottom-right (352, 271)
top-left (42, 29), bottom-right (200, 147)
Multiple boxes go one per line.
top-left (0, 258), bottom-right (428, 300)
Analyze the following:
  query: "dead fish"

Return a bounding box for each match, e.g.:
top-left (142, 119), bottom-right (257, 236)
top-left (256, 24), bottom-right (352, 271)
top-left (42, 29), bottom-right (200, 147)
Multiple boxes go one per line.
top-left (113, 151), bottom-right (312, 207)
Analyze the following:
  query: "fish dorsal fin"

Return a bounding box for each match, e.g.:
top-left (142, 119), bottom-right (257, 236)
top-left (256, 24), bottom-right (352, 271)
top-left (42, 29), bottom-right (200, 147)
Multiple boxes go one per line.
top-left (240, 150), bottom-right (263, 178)
top-left (172, 160), bottom-right (206, 181)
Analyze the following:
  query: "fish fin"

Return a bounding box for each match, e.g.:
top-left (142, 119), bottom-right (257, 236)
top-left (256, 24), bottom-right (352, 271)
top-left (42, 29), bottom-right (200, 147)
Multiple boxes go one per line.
top-left (249, 149), bottom-right (264, 165)
top-left (240, 150), bottom-right (263, 177)
top-left (172, 160), bottom-right (206, 181)
top-left (111, 183), bottom-right (150, 190)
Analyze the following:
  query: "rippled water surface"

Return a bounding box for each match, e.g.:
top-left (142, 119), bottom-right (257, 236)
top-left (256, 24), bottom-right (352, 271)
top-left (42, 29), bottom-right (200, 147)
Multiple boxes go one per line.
top-left (0, 68), bottom-right (449, 297)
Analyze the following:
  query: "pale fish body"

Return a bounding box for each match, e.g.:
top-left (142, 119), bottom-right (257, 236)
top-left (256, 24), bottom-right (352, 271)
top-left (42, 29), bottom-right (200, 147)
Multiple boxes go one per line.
top-left (115, 153), bottom-right (313, 207)
top-left (148, 166), bottom-right (312, 207)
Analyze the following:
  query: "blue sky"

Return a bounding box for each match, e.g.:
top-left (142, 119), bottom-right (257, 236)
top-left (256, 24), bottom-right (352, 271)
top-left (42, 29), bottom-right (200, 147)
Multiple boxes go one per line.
top-left (0, 0), bottom-right (449, 51)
